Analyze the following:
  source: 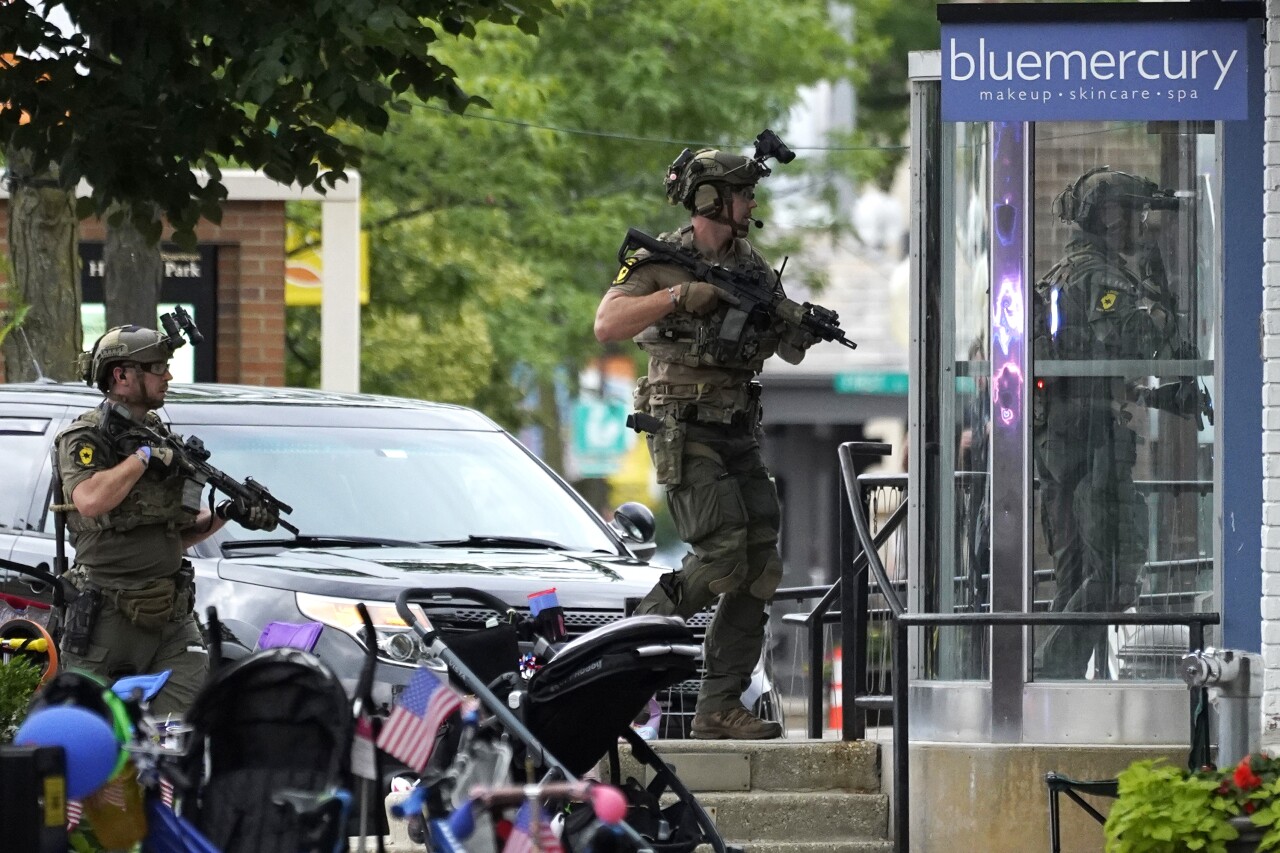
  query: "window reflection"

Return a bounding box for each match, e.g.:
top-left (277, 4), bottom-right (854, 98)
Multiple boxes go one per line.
top-left (1030, 122), bottom-right (1216, 681)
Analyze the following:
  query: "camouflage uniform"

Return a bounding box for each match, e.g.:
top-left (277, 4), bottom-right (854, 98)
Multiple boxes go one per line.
top-left (611, 226), bottom-right (806, 716)
top-left (55, 406), bottom-right (207, 718)
top-left (1032, 229), bottom-right (1183, 678)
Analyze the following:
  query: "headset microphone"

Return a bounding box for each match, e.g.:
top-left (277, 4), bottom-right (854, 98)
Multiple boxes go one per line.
top-left (750, 216), bottom-right (764, 229)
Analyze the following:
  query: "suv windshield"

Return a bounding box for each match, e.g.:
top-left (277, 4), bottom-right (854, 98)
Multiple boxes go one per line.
top-left (178, 423), bottom-right (619, 554)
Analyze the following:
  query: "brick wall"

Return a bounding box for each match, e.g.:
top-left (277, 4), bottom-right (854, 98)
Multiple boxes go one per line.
top-left (1262, 0), bottom-right (1280, 751)
top-left (0, 199), bottom-right (287, 386)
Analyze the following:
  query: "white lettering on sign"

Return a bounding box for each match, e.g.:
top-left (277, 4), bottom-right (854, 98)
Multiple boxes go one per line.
top-left (163, 260), bottom-right (202, 278)
top-left (949, 38), bottom-right (1238, 91)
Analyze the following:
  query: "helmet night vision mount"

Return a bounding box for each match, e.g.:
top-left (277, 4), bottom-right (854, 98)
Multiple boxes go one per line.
top-left (665, 129), bottom-right (797, 218)
top-left (1052, 165), bottom-right (1183, 234)
top-left (80, 307), bottom-right (204, 390)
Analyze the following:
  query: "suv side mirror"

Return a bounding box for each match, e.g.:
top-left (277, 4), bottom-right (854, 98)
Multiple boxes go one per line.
top-left (611, 502), bottom-right (657, 561)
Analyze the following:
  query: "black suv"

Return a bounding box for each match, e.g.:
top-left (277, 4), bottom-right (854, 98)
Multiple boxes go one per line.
top-left (0, 381), bottom-right (729, 733)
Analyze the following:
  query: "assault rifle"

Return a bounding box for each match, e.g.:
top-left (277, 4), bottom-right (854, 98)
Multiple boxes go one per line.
top-left (101, 402), bottom-right (298, 535)
top-left (617, 228), bottom-right (857, 352)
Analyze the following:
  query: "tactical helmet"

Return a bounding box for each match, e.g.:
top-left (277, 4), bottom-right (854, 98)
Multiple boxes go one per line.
top-left (665, 148), bottom-right (767, 217)
top-left (80, 325), bottom-right (174, 391)
top-left (1052, 166), bottom-right (1179, 234)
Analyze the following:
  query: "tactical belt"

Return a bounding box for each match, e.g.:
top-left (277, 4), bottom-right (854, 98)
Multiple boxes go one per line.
top-left (648, 380), bottom-right (761, 421)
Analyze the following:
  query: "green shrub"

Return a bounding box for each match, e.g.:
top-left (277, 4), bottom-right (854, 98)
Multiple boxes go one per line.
top-left (0, 656), bottom-right (42, 742)
top-left (1106, 755), bottom-right (1280, 852)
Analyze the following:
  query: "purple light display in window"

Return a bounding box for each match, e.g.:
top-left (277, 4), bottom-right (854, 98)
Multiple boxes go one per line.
top-left (991, 122), bottom-right (1025, 431)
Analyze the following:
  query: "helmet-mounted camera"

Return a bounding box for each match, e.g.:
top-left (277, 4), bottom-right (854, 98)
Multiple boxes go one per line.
top-left (751, 128), bottom-right (795, 175)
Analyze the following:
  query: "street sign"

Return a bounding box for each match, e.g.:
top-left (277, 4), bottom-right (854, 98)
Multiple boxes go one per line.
top-left (833, 371), bottom-right (909, 395)
top-left (572, 398), bottom-right (632, 477)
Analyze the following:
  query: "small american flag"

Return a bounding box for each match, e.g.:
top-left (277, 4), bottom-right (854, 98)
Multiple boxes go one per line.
top-left (68, 774), bottom-right (174, 831)
top-left (375, 666), bottom-right (462, 773)
top-left (503, 801), bottom-right (563, 853)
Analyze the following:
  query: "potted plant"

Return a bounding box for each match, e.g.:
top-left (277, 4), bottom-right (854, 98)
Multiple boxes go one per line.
top-left (1105, 754), bottom-right (1280, 852)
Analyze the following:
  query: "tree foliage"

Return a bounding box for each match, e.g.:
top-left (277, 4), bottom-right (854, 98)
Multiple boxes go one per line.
top-left (288, 0), bottom-right (855, 432)
top-left (0, 0), bottom-right (557, 247)
top-left (845, 0), bottom-right (939, 188)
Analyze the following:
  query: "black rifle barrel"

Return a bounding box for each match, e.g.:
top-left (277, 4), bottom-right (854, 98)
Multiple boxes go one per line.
top-left (105, 406), bottom-right (299, 535)
top-left (619, 228), bottom-right (857, 351)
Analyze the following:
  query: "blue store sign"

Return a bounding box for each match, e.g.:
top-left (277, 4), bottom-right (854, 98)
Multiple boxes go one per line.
top-left (942, 18), bottom-right (1250, 122)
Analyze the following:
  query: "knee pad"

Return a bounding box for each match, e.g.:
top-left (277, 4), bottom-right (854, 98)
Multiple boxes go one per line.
top-left (707, 560), bottom-right (750, 596)
top-left (747, 550), bottom-right (783, 600)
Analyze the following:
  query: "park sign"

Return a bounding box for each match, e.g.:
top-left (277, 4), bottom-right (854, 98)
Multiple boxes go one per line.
top-left (940, 7), bottom-right (1253, 122)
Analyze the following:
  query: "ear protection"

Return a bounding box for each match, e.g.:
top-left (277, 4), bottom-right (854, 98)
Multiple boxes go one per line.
top-left (692, 183), bottom-right (726, 218)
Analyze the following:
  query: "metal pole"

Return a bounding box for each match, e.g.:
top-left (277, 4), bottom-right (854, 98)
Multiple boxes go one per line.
top-left (842, 474), bottom-right (864, 740)
top-left (893, 619), bottom-right (909, 852)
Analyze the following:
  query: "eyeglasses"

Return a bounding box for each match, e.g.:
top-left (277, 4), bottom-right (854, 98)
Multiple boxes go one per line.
top-left (734, 187), bottom-right (756, 201)
top-left (132, 361), bottom-right (171, 377)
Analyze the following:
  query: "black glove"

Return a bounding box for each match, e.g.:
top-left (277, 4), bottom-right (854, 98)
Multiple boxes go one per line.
top-left (216, 499), bottom-right (279, 532)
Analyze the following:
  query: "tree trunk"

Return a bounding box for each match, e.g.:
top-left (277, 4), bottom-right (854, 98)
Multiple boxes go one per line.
top-left (2, 146), bottom-right (81, 383)
top-left (103, 203), bottom-right (162, 329)
top-left (537, 374), bottom-right (565, 475)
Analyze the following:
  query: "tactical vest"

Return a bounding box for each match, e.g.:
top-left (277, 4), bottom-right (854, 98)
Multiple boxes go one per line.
top-left (1034, 240), bottom-right (1181, 365)
top-left (57, 408), bottom-right (194, 534)
top-left (632, 229), bottom-right (784, 373)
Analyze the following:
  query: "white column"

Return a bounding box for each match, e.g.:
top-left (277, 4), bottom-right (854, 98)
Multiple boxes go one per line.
top-left (1260, 0), bottom-right (1280, 752)
top-left (320, 173), bottom-right (362, 392)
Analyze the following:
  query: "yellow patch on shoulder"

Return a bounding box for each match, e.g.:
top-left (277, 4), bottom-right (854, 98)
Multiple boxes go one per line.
top-left (613, 257), bottom-right (637, 285)
top-left (1098, 291), bottom-right (1118, 311)
top-left (76, 444), bottom-right (94, 467)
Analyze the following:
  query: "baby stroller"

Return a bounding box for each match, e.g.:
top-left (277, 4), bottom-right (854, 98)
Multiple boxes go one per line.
top-left (392, 586), bottom-right (740, 853)
top-left (172, 610), bottom-right (358, 853)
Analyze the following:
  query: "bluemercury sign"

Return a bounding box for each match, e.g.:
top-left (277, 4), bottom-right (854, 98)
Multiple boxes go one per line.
top-left (942, 19), bottom-right (1250, 121)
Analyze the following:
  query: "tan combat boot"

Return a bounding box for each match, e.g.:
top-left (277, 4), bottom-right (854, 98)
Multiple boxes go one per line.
top-left (690, 706), bottom-right (782, 740)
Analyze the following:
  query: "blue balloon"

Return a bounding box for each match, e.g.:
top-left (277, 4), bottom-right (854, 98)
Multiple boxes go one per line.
top-left (16, 705), bottom-right (121, 799)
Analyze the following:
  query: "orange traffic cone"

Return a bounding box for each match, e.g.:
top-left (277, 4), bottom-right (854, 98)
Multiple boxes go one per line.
top-left (829, 646), bottom-right (843, 730)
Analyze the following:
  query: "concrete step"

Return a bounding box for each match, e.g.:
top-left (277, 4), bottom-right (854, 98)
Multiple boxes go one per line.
top-left (725, 843), bottom-right (895, 853)
top-left (618, 737), bottom-right (881, 793)
top-left (693, 790), bottom-right (889, 843)
top-left (381, 739), bottom-right (892, 852)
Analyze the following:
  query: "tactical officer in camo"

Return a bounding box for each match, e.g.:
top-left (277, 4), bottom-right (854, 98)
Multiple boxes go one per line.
top-left (1032, 166), bottom-right (1205, 678)
top-left (593, 145), bottom-right (816, 739)
top-left (54, 326), bottom-right (272, 718)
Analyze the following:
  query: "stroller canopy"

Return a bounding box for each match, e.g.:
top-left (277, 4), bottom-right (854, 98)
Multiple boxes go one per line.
top-left (177, 647), bottom-right (355, 853)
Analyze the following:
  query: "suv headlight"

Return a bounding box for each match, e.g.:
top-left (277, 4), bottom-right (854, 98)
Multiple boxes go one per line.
top-left (295, 592), bottom-right (432, 666)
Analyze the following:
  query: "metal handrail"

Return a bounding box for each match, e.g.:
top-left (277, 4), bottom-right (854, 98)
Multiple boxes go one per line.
top-left (883, 611), bottom-right (1218, 853)
top-left (833, 440), bottom-right (1222, 853)
top-left (776, 497), bottom-right (904, 737)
